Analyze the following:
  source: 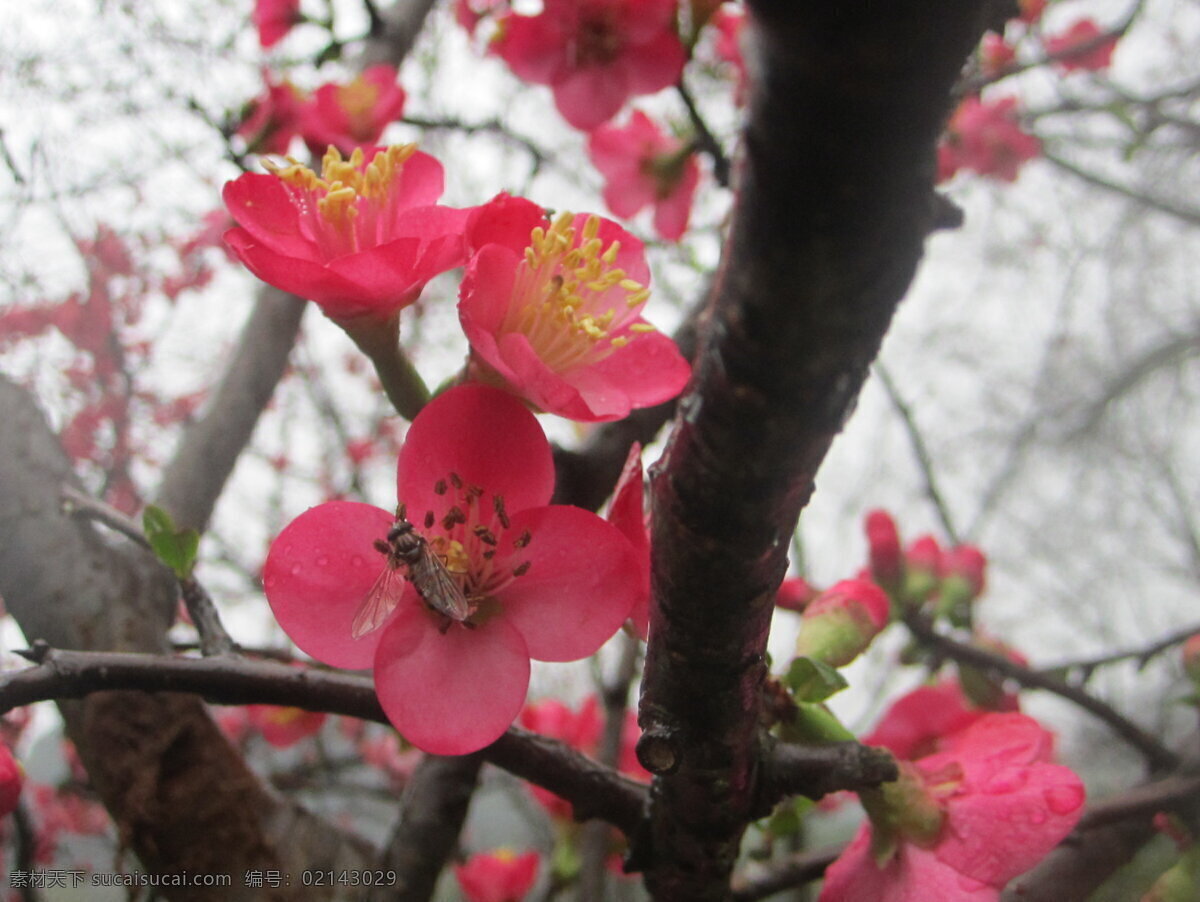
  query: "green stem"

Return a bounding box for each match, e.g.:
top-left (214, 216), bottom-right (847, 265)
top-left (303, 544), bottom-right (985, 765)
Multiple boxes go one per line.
top-left (336, 313), bottom-right (430, 420)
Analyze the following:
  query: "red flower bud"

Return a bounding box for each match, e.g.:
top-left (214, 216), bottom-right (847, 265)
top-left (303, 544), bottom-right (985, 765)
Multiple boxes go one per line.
top-left (864, 509), bottom-right (903, 591)
top-left (794, 579), bottom-right (890, 667)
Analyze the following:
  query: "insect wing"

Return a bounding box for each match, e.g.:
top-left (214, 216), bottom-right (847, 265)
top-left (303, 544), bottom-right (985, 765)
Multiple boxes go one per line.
top-left (350, 565), bottom-right (407, 639)
top-left (408, 544), bottom-right (471, 622)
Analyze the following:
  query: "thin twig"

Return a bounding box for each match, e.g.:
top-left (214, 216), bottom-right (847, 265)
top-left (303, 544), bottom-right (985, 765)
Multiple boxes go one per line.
top-left (1037, 621), bottom-right (1200, 683)
top-left (676, 79), bottom-right (732, 188)
top-left (875, 364), bottom-right (960, 544)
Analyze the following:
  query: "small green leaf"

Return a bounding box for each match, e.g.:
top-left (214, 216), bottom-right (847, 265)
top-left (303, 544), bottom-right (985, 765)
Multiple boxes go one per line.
top-left (783, 656), bottom-right (848, 702)
top-left (765, 797), bottom-right (814, 839)
top-left (142, 504), bottom-right (200, 579)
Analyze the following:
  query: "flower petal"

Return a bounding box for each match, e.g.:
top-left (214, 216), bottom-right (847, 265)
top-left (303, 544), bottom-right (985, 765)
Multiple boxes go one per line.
top-left (263, 501), bottom-right (395, 669)
top-left (495, 506), bottom-right (638, 661)
top-left (396, 384), bottom-right (555, 524)
top-left (374, 602), bottom-right (531, 754)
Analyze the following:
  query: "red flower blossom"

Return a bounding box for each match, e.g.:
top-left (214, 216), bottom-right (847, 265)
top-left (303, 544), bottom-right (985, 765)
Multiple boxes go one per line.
top-left (245, 705), bottom-right (327, 748)
top-left (1017, 0), bottom-right (1046, 25)
top-left (587, 111), bottom-right (700, 241)
top-left (223, 145), bottom-right (468, 322)
top-left (1044, 19), bottom-right (1118, 73)
top-left (821, 714), bottom-right (1085, 901)
top-left (940, 96), bottom-right (1041, 183)
top-left (262, 385), bottom-right (640, 754)
top-left (864, 680), bottom-right (1017, 761)
top-left (775, 576), bottom-right (818, 613)
top-left (606, 443), bottom-right (651, 637)
top-left (236, 71), bottom-right (306, 156)
top-left (455, 849), bottom-right (540, 902)
top-left (492, 0), bottom-right (686, 131)
top-left (254, 0), bottom-right (302, 48)
top-left (459, 197), bottom-right (691, 421)
top-left (299, 66), bottom-right (407, 156)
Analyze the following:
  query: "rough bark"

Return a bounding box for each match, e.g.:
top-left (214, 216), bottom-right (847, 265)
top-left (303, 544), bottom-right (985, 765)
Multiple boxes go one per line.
top-left (635, 3), bottom-right (993, 898)
top-left (0, 376), bottom-right (372, 900)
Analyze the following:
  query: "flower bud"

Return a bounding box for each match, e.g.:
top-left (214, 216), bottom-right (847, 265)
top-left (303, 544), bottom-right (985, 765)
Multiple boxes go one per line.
top-left (864, 510), bottom-right (903, 593)
top-left (794, 579), bottom-right (890, 667)
top-left (1183, 634), bottom-right (1200, 686)
top-left (902, 535), bottom-right (942, 606)
top-left (936, 543), bottom-right (987, 624)
top-left (775, 576), bottom-right (818, 613)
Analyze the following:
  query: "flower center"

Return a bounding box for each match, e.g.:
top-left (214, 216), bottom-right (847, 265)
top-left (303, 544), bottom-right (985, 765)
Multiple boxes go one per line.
top-left (503, 213), bottom-right (655, 372)
top-left (337, 78), bottom-right (384, 140)
top-left (408, 473), bottom-right (535, 615)
top-left (572, 10), bottom-right (623, 67)
top-left (264, 144), bottom-right (418, 259)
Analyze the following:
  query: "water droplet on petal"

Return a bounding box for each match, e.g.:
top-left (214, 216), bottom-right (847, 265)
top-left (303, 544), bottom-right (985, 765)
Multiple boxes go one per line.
top-left (290, 563), bottom-right (302, 576)
top-left (983, 770), bottom-right (1028, 794)
top-left (1028, 808), bottom-right (1047, 825)
top-left (316, 555), bottom-right (330, 567)
top-left (351, 555), bottom-right (365, 567)
top-left (1043, 783), bottom-right (1084, 816)
top-left (263, 575), bottom-right (277, 589)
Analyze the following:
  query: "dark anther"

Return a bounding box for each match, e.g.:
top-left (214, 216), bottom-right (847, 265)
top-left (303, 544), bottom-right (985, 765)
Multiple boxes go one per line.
top-left (513, 560), bottom-right (531, 577)
top-left (514, 529), bottom-right (532, 549)
top-left (473, 525), bottom-right (497, 545)
top-left (482, 550), bottom-right (496, 560)
top-left (441, 506), bottom-right (466, 531)
top-left (433, 479), bottom-right (447, 495)
top-left (424, 511), bottom-right (435, 529)
top-left (493, 495), bottom-right (511, 529)
top-left (449, 472), bottom-right (463, 489)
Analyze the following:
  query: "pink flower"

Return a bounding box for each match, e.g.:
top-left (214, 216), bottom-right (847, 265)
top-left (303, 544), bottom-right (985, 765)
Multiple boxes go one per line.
top-left (864, 681), bottom-right (1017, 761)
top-left (245, 705), bottom-right (327, 748)
top-left (587, 111), bottom-right (700, 241)
top-left (520, 696), bottom-right (603, 818)
top-left (236, 71), bottom-right (306, 156)
top-left (711, 6), bottom-right (748, 104)
top-left (455, 849), bottom-right (540, 902)
top-left (979, 32), bottom-right (1016, 78)
top-left (299, 66), bottom-right (407, 156)
top-left (519, 695), bottom-right (649, 820)
top-left (262, 385), bottom-right (640, 754)
top-left (492, 0), bottom-right (686, 131)
top-left (940, 97), bottom-right (1041, 183)
top-left (223, 145), bottom-right (467, 322)
top-left (1017, 0), bottom-right (1046, 25)
top-left (606, 443), bottom-right (651, 637)
top-left (903, 534), bottom-right (943, 604)
top-left (1044, 19), bottom-right (1118, 73)
top-left (459, 197), bottom-right (691, 421)
top-left (254, 0), bottom-right (302, 48)
top-left (794, 579), bottom-right (890, 667)
top-left (0, 743), bottom-right (21, 817)
top-left (821, 714), bottom-right (1086, 901)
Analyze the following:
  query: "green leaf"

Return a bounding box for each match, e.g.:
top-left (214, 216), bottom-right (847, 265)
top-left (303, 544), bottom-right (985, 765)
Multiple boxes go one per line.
top-left (142, 504), bottom-right (200, 579)
top-left (783, 656), bottom-right (848, 702)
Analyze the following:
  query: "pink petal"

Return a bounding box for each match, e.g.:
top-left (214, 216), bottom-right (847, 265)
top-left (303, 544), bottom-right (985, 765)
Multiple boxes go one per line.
top-left (606, 443), bottom-right (650, 638)
top-left (553, 66), bottom-right (632, 131)
top-left (396, 384), bottom-right (555, 524)
top-left (819, 827), bottom-right (999, 902)
top-left (459, 245), bottom-right (522, 335)
top-left (581, 328), bottom-right (692, 408)
top-left (493, 13), bottom-right (568, 85)
top-left (374, 602), bottom-right (531, 754)
top-left (495, 506), bottom-right (638, 661)
top-left (494, 331), bottom-right (609, 419)
top-left (603, 180), bottom-right (656, 219)
top-left (222, 175), bottom-right (317, 262)
top-left (622, 30), bottom-right (687, 95)
top-left (652, 157), bottom-right (700, 241)
top-left (263, 501), bottom-right (396, 669)
top-left (465, 194), bottom-right (548, 256)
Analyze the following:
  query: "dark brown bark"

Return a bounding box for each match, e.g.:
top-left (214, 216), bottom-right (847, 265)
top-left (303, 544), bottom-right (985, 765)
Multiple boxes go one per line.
top-left (635, 3), bottom-right (993, 898)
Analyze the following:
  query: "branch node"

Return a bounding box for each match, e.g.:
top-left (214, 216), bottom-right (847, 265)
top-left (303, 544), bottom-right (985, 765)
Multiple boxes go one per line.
top-left (636, 725), bottom-right (680, 775)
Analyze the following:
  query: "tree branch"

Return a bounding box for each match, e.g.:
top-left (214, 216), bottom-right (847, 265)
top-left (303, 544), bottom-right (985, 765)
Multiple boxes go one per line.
top-left (902, 610), bottom-right (1180, 772)
top-left (636, 2), bottom-right (994, 897)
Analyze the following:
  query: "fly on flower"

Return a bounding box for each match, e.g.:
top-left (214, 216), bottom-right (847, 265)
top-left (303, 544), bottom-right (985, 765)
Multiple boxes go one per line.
top-left (352, 506), bottom-right (471, 638)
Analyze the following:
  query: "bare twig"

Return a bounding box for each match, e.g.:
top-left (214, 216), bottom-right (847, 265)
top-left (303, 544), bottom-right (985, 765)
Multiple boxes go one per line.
top-left (902, 610), bottom-right (1180, 771)
top-left (1037, 621), bottom-right (1200, 683)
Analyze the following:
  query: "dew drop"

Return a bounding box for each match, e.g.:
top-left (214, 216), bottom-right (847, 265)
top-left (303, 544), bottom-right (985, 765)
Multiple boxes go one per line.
top-left (1028, 808), bottom-right (1047, 825)
top-left (1043, 784), bottom-right (1084, 816)
top-left (316, 555), bottom-right (330, 567)
top-left (290, 563), bottom-right (302, 576)
top-left (983, 771), bottom-right (1028, 794)
top-left (263, 575), bottom-right (277, 589)
top-left (351, 555), bottom-right (365, 568)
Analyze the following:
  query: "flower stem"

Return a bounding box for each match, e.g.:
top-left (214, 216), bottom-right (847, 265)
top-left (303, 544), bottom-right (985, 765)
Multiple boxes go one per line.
top-left (336, 313), bottom-right (430, 420)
